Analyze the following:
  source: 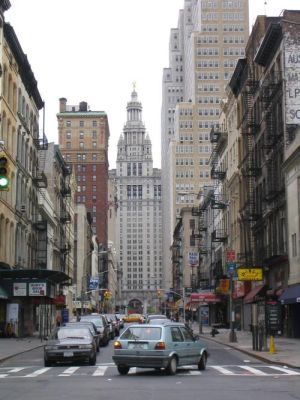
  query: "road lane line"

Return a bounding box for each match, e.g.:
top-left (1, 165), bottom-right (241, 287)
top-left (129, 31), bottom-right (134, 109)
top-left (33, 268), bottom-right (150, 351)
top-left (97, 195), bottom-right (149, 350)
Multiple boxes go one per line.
top-left (59, 367), bottom-right (80, 376)
top-left (0, 374), bottom-right (8, 378)
top-left (25, 368), bottom-right (51, 377)
top-left (209, 366), bottom-right (235, 375)
top-left (268, 366), bottom-right (300, 375)
top-left (93, 366), bottom-right (108, 376)
top-left (239, 366), bottom-right (268, 375)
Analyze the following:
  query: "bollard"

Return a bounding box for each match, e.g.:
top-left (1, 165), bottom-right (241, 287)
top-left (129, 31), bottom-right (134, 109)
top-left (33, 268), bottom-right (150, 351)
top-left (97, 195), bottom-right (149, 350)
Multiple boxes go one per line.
top-left (269, 335), bottom-right (276, 354)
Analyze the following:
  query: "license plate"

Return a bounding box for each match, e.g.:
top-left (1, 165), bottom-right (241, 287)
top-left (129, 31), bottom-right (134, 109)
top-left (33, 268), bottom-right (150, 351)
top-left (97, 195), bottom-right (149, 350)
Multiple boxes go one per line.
top-left (128, 343), bottom-right (147, 350)
top-left (63, 351), bottom-right (74, 357)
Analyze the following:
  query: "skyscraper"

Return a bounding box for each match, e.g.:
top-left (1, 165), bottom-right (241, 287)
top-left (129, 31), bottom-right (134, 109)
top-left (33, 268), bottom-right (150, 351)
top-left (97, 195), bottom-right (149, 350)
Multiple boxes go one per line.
top-left (58, 98), bottom-right (110, 246)
top-left (161, 0), bottom-right (249, 290)
top-left (115, 88), bottom-right (162, 313)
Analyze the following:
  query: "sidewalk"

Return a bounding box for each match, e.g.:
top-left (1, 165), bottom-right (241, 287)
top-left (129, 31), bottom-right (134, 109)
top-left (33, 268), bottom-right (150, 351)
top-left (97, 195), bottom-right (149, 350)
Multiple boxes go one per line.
top-left (192, 324), bottom-right (300, 369)
top-left (0, 335), bottom-right (44, 363)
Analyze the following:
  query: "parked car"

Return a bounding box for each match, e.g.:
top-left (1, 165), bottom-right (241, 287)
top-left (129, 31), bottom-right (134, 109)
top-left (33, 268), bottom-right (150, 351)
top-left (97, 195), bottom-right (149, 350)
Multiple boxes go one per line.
top-left (146, 314), bottom-right (168, 323)
top-left (106, 314), bottom-right (120, 336)
top-left (44, 326), bottom-right (97, 366)
top-left (123, 313), bottom-right (144, 323)
top-left (80, 314), bottom-right (110, 346)
top-left (101, 314), bottom-right (115, 339)
top-left (113, 322), bottom-right (208, 375)
top-left (115, 313), bottom-right (125, 329)
top-left (148, 318), bottom-right (171, 325)
top-left (64, 321), bottom-right (100, 352)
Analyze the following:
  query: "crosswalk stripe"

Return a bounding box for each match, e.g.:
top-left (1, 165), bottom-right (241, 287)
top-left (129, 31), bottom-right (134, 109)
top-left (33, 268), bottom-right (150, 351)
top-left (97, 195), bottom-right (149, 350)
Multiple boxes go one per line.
top-left (93, 366), bottom-right (108, 376)
top-left (0, 374), bottom-right (8, 378)
top-left (8, 368), bottom-right (26, 373)
top-left (59, 367), bottom-right (80, 376)
top-left (25, 368), bottom-right (51, 378)
top-left (209, 366), bottom-right (235, 375)
top-left (239, 366), bottom-right (268, 375)
top-left (268, 366), bottom-right (300, 375)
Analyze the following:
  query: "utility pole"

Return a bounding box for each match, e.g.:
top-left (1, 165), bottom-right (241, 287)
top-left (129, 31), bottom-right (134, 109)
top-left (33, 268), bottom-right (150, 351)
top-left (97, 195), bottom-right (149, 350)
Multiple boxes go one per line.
top-left (229, 274), bottom-right (237, 342)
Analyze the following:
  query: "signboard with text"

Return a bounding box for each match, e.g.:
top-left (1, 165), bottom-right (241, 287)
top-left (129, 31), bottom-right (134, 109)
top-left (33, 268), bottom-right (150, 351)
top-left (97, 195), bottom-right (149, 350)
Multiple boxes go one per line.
top-left (226, 249), bottom-right (236, 262)
top-left (28, 282), bottom-right (47, 296)
top-left (13, 282), bottom-right (27, 296)
top-left (285, 34), bottom-right (300, 124)
top-left (188, 251), bottom-right (199, 266)
top-left (237, 268), bottom-right (263, 281)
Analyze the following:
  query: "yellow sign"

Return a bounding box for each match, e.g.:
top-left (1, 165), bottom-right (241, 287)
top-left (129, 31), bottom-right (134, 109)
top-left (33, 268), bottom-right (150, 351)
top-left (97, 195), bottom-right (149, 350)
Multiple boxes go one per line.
top-left (237, 268), bottom-right (263, 281)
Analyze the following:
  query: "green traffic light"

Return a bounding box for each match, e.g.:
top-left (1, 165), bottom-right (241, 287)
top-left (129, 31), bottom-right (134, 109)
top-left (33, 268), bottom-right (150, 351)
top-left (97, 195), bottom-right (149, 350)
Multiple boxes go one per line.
top-left (0, 176), bottom-right (9, 189)
top-left (0, 156), bottom-right (9, 190)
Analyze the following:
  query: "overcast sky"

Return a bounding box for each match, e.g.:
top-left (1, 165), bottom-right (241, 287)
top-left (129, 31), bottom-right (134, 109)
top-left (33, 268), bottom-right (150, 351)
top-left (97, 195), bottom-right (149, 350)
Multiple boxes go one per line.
top-left (6, 0), bottom-right (300, 168)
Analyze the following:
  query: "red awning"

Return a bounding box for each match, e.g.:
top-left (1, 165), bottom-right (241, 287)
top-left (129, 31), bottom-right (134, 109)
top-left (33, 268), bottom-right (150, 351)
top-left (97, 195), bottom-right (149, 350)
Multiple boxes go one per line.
top-left (190, 292), bottom-right (221, 304)
top-left (244, 284), bottom-right (266, 304)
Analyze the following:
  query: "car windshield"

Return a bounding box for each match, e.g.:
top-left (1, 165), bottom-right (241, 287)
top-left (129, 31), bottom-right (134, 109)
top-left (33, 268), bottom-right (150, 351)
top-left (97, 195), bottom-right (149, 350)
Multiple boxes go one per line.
top-left (149, 319), bottom-right (170, 324)
top-left (54, 328), bottom-right (91, 340)
top-left (148, 315), bottom-right (167, 320)
top-left (121, 326), bottom-right (161, 341)
top-left (80, 317), bottom-right (103, 327)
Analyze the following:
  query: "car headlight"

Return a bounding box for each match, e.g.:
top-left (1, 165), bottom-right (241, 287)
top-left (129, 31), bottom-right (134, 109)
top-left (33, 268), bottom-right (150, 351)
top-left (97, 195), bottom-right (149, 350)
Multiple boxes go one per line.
top-left (45, 346), bottom-right (58, 350)
top-left (78, 345), bottom-right (93, 349)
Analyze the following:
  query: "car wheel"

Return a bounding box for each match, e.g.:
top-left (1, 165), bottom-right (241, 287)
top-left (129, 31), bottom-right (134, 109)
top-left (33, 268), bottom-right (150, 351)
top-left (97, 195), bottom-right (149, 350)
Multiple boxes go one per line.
top-left (166, 356), bottom-right (177, 375)
top-left (44, 359), bottom-right (52, 367)
top-left (117, 365), bottom-right (130, 375)
top-left (89, 353), bottom-right (97, 366)
top-left (198, 352), bottom-right (207, 370)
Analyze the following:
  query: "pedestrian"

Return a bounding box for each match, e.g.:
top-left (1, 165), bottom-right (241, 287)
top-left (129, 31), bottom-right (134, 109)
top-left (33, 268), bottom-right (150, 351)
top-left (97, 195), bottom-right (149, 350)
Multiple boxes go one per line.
top-left (56, 314), bottom-right (62, 327)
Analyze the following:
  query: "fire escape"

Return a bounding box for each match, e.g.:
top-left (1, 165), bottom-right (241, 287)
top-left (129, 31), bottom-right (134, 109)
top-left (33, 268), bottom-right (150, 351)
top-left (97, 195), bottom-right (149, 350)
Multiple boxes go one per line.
top-left (34, 132), bottom-right (49, 269)
top-left (239, 65), bottom-right (260, 267)
top-left (60, 164), bottom-right (72, 273)
top-left (191, 205), bottom-right (208, 288)
top-left (209, 125), bottom-right (228, 283)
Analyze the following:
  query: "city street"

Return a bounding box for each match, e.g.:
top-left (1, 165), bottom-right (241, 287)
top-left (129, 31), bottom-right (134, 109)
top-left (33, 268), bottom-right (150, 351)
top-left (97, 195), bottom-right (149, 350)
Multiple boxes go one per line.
top-left (0, 336), bottom-right (299, 400)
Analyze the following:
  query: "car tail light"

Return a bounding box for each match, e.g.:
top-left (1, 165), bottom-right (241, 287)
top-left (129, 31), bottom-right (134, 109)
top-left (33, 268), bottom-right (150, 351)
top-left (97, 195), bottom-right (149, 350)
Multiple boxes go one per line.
top-left (114, 341), bottom-right (122, 349)
top-left (155, 341), bottom-right (166, 350)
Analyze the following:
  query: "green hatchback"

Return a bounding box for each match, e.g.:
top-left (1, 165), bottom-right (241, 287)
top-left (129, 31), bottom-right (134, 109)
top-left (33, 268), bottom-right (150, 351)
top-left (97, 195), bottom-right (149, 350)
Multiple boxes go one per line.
top-left (113, 322), bottom-right (208, 375)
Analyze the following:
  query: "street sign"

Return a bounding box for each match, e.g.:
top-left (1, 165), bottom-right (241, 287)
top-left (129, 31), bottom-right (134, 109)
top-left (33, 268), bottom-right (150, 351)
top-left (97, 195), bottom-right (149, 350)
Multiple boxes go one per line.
top-left (188, 251), bottom-right (199, 266)
top-left (226, 249), bottom-right (236, 262)
top-left (237, 268), bottom-right (263, 281)
top-left (89, 276), bottom-right (99, 290)
top-left (226, 262), bottom-right (236, 275)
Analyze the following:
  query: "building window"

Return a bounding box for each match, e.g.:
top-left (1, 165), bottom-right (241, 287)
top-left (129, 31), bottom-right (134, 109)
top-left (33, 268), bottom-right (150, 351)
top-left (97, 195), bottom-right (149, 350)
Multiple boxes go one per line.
top-left (93, 185), bottom-right (96, 192)
top-left (92, 121), bottom-right (97, 127)
top-left (292, 233), bottom-right (297, 257)
top-left (66, 121), bottom-right (71, 127)
top-left (92, 175), bottom-right (96, 181)
top-left (92, 195), bottom-right (96, 202)
top-left (79, 131), bottom-right (84, 139)
top-left (66, 142), bottom-right (71, 149)
top-left (66, 131), bottom-right (71, 139)
top-left (79, 121), bottom-right (84, 127)
top-left (92, 164), bottom-right (96, 172)
top-left (79, 142), bottom-right (84, 149)
top-left (92, 131), bottom-right (97, 139)
top-left (93, 142), bottom-right (97, 148)
top-left (92, 154), bottom-right (97, 160)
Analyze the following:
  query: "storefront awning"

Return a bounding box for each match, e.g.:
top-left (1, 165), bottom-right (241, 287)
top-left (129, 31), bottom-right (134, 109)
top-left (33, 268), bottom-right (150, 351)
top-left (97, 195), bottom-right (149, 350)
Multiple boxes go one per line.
top-left (0, 286), bottom-right (8, 299)
top-left (279, 284), bottom-right (300, 305)
top-left (0, 269), bottom-right (72, 285)
top-left (244, 284), bottom-right (266, 304)
top-left (190, 292), bottom-right (221, 304)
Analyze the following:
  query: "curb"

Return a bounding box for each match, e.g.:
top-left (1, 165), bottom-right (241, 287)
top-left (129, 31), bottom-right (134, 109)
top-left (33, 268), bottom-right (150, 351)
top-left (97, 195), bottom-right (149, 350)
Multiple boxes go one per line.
top-left (199, 334), bottom-right (300, 370)
top-left (0, 344), bottom-right (44, 364)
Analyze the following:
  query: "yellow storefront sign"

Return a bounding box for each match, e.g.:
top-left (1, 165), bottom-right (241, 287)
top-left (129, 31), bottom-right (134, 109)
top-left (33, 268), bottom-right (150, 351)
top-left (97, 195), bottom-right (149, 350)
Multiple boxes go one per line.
top-left (237, 268), bottom-right (263, 281)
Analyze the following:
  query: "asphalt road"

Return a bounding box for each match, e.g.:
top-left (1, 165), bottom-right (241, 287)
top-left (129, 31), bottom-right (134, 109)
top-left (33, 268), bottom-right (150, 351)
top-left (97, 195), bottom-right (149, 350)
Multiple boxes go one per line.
top-left (0, 335), bottom-right (299, 400)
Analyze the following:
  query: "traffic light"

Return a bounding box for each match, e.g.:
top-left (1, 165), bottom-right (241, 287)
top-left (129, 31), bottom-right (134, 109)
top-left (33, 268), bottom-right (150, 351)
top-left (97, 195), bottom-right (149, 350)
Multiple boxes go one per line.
top-left (0, 154), bottom-right (9, 191)
top-left (104, 291), bottom-right (111, 300)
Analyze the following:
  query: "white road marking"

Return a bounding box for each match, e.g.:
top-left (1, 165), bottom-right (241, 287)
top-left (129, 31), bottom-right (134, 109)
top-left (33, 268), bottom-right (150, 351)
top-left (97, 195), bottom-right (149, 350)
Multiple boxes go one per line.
top-left (239, 366), bottom-right (268, 375)
top-left (0, 374), bottom-right (8, 378)
top-left (93, 366), bottom-right (108, 376)
top-left (25, 367), bottom-right (51, 377)
top-left (59, 366), bottom-right (80, 376)
top-left (268, 366), bottom-right (300, 375)
top-left (8, 368), bottom-right (26, 373)
top-left (209, 366), bottom-right (235, 375)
